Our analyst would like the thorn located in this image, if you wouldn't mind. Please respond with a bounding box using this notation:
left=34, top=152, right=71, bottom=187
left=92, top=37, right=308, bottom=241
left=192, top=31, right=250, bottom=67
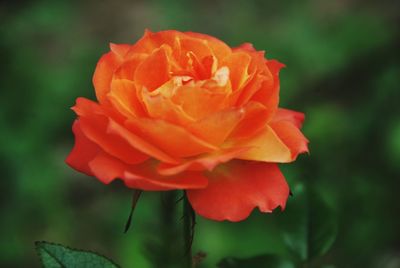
left=124, top=190, right=142, bottom=233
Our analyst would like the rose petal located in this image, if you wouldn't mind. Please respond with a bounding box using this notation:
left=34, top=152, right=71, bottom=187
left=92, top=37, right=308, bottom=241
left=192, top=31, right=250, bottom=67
left=269, top=121, right=309, bottom=160
left=187, top=161, right=289, bottom=221
left=108, top=79, right=146, bottom=118
left=186, top=108, right=244, bottom=145
left=157, top=147, right=250, bottom=176
left=65, top=120, right=99, bottom=176
left=73, top=97, right=179, bottom=164
left=113, top=54, right=147, bottom=80
left=134, top=45, right=171, bottom=91
left=126, top=117, right=218, bottom=158
left=88, top=153, right=208, bottom=190
left=92, top=52, right=121, bottom=104
left=228, top=101, right=269, bottom=140
left=236, top=73, right=270, bottom=106
left=272, top=108, right=305, bottom=129
left=123, top=165, right=209, bottom=191
left=234, top=42, right=256, bottom=52
left=140, top=85, right=195, bottom=125
left=221, top=51, right=252, bottom=91
left=78, top=113, right=150, bottom=165
left=233, top=125, right=292, bottom=163
left=171, top=85, right=229, bottom=120
left=249, top=59, right=284, bottom=119
left=187, top=102, right=265, bottom=145
left=185, top=31, right=232, bottom=60
left=179, top=37, right=213, bottom=61
left=109, top=43, right=131, bottom=58
left=128, top=29, right=183, bottom=55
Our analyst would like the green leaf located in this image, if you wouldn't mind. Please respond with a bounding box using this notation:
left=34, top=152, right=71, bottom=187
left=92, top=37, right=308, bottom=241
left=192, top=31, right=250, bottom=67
left=278, top=184, right=338, bottom=262
left=218, top=255, right=295, bottom=268
left=35, top=241, right=120, bottom=268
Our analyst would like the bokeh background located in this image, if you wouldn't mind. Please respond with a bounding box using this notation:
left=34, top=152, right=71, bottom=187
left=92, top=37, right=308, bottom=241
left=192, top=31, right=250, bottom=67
left=1, top=0, right=399, bottom=267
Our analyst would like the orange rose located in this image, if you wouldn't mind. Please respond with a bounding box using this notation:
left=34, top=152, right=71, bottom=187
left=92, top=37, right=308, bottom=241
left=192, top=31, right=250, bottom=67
left=66, top=30, right=308, bottom=221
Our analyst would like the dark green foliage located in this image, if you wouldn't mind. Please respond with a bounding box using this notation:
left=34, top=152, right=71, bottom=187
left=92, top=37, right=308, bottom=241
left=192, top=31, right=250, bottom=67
left=218, top=255, right=294, bottom=268
left=278, top=184, right=338, bottom=265
left=35, top=241, right=119, bottom=268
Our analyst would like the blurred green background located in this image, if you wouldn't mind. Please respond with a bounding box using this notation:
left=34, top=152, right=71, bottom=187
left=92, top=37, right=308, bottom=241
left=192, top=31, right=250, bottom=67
left=1, top=0, right=399, bottom=267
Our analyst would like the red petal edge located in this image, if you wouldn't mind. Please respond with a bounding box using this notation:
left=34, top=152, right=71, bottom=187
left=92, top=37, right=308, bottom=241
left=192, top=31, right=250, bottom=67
left=187, top=161, right=289, bottom=222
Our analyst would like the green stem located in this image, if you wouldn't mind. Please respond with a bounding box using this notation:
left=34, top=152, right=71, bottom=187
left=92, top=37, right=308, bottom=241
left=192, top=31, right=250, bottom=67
left=183, top=193, right=193, bottom=268
left=160, top=191, right=177, bottom=268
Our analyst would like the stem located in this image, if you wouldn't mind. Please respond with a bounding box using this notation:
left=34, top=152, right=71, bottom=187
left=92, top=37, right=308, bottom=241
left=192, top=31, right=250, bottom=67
left=158, top=191, right=178, bottom=268
left=183, top=193, right=193, bottom=268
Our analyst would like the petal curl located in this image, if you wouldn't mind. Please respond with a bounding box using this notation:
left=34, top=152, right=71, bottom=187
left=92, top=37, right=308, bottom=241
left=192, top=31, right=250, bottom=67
left=272, top=108, right=305, bottom=129
left=269, top=121, right=309, bottom=160
left=187, top=161, right=289, bottom=221
left=109, top=43, right=131, bottom=58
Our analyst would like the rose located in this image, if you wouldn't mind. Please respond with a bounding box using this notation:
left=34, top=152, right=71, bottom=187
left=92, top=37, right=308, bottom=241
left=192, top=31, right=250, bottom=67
left=66, top=30, right=308, bottom=221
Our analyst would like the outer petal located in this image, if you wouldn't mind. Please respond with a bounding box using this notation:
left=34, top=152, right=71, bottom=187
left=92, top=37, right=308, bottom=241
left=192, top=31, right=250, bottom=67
left=109, top=43, right=131, bottom=57
left=73, top=97, right=179, bottom=164
left=272, top=108, right=305, bottom=129
left=93, top=52, right=121, bottom=104
left=66, top=118, right=207, bottom=190
left=269, top=121, right=309, bottom=160
left=233, top=125, right=293, bottom=163
left=88, top=153, right=208, bottom=190
left=187, top=161, right=289, bottom=221
left=65, top=120, right=99, bottom=176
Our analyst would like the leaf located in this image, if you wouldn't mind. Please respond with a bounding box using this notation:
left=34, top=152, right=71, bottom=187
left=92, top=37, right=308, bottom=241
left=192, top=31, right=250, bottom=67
left=218, top=255, right=295, bottom=268
left=278, top=184, right=338, bottom=262
left=35, top=241, right=120, bottom=268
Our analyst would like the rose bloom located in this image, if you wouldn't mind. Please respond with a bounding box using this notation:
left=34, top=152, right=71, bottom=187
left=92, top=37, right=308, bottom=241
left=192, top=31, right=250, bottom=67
left=66, top=30, right=308, bottom=221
